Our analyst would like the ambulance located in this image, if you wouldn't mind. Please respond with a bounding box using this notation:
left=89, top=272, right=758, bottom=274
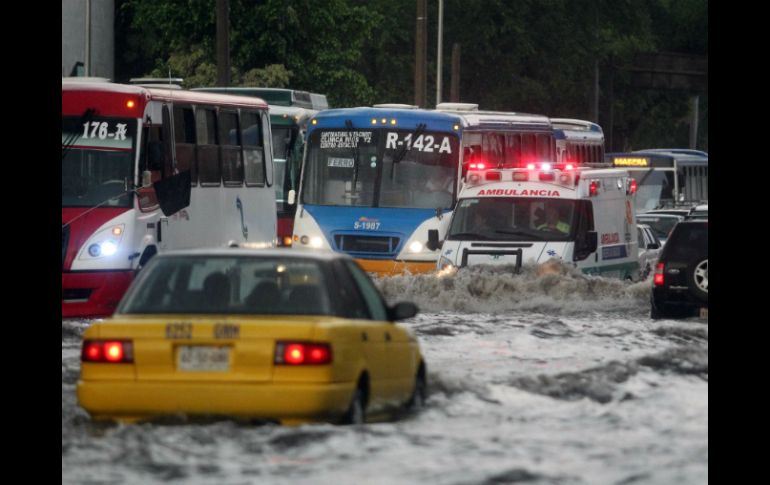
left=434, top=162, right=641, bottom=279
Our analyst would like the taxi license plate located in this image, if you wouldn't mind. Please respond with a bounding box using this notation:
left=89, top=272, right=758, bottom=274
left=177, top=346, right=230, bottom=372
left=699, top=307, right=708, bottom=319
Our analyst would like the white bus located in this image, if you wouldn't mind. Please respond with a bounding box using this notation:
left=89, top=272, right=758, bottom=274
left=551, top=118, right=605, bottom=165
left=62, top=80, right=277, bottom=317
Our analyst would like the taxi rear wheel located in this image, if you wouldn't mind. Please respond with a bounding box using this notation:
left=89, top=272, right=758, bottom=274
left=406, top=365, right=427, bottom=410
left=341, top=386, right=366, bottom=425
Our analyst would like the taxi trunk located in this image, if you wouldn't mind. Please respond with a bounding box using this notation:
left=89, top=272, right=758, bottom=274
left=77, top=316, right=357, bottom=423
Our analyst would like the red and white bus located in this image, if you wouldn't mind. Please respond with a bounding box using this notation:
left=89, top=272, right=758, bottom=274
left=62, top=80, right=277, bottom=318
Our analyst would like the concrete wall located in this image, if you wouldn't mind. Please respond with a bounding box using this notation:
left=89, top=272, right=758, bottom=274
left=62, top=0, right=114, bottom=79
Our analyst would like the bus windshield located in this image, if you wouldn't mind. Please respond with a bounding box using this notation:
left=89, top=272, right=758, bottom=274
left=62, top=116, right=136, bottom=208
left=302, top=128, right=459, bottom=209
left=448, top=197, right=577, bottom=241
left=627, top=169, right=676, bottom=211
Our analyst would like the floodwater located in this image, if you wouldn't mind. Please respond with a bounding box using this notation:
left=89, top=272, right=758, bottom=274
left=62, top=263, right=707, bottom=484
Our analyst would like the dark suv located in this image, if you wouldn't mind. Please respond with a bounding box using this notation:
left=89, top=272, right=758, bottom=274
left=650, top=221, right=708, bottom=319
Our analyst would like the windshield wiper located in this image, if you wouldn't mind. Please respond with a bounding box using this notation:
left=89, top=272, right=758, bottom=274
left=344, top=119, right=361, bottom=186
left=389, top=123, right=427, bottom=180
left=447, top=232, right=490, bottom=240
left=62, top=186, right=136, bottom=228
left=494, top=228, right=545, bottom=240
left=62, top=108, right=95, bottom=161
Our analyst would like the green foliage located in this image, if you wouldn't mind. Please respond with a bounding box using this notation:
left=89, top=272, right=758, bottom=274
left=239, top=65, right=293, bottom=88
left=114, top=0, right=707, bottom=150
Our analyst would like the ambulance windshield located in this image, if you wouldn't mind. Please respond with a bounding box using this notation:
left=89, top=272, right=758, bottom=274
left=447, top=197, right=577, bottom=241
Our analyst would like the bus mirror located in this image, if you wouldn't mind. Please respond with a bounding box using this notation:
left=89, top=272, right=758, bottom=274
left=287, top=189, right=296, bottom=205
left=426, top=229, right=441, bottom=251
left=147, top=141, right=163, bottom=171
left=142, top=170, right=152, bottom=187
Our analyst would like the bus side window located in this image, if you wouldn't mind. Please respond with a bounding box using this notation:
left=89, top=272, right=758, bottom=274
left=173, top=105, right=197, bottom=185
left=219, top=110, right=243, bottom=187
left=241, top=110, right=265, bottom=187
left=196, top=107, right=221, bottom=186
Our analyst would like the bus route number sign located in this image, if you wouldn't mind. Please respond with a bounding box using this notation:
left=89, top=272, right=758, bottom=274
left=82, top=121, right=128, bottom=141
left=385, top=132, right=453, bottom=154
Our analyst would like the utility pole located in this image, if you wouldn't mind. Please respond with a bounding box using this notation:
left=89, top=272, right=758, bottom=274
left=414, top=0, right=427, bottom=108
left=84, top=0, right=91, bottom=76
left=450, top=43, right=460, bottom=102
left=216, top=0, right=231, bottom=86
left=591, top=61, right=599, bottom=123
left=436, top=0, right=444, bottom=106
left=689, top=96, right=699, bottom=149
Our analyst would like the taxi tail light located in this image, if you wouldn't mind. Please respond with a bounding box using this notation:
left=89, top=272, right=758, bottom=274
left=275, top=342, right=332, bottom=365
left=653, top=262, right=665, bottom=286
left=81, top=340, right=134, bottom=363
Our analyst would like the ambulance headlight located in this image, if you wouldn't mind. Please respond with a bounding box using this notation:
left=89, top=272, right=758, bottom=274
left=408, top=241, right=423, bottom=253
left=310, top=237, right=323, bottom=248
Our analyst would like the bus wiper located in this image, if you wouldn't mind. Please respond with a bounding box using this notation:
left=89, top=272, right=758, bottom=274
left=62, top=108, right=95, bottom=161
left=389, top=123, right=427, bottom=180
left=62, top=185, right=137, bottom=228
left=344, top=119, right=361, bottom=186
left=637, top=167, right=655, bottom=186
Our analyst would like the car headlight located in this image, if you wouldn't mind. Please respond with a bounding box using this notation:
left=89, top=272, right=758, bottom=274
left=438, top=256, right=454, bottom=269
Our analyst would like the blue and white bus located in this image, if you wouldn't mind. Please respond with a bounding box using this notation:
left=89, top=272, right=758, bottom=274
left=291, top=105, right=557, bottom=275
left=606, top=149, right=708, bottom=211
left=551, top=118, right=605, bottom=165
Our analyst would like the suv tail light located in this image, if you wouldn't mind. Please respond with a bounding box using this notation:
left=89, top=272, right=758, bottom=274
left=653, top=262, right=665, bottom=286
left=275, top=342, right=332, bottom=365
left=81, top=340, right=134, bottom=363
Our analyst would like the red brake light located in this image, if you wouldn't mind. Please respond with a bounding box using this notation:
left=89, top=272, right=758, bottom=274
left=83, top=341, right=102, bottom=361
left=653, top=262, right=665, bottom=286
left=589, top=180, right=598, bottom=196
left=81, top=340, right=133, bottom=363
left=485, top=171, right=501, bottom=181
left=629, top=179, right=638, bottom=194
left=276, top=342, right=332, bottom=365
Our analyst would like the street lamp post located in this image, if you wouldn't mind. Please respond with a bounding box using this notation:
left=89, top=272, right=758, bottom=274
left=436, top=0, right=444, bottom=106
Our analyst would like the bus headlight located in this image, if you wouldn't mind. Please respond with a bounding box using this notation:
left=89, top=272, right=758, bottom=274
left=408, top=241, right=423, bottom=253
left=81, top=225, right=125, bottom=260
left=310, top=237, right=323, bottom=248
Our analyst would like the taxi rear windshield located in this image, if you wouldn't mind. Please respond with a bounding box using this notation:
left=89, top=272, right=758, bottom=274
left=118, top=256, right=334, bottom=316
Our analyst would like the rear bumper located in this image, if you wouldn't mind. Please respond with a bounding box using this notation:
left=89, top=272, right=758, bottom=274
left=652, top=287, right=706, bottom=315
left=355, top=258, right=437, bottom=276
left=62, top=271, right=134, bottom=318
left=77, top=380, right=356, bottom=423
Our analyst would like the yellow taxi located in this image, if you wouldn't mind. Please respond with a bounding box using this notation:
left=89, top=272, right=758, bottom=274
left=77, top=249, right=426, bottom=425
